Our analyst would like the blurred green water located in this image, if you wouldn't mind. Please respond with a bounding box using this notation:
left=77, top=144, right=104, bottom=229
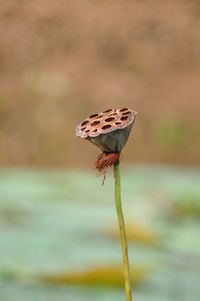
left=0, top=165, right=200, bottom=301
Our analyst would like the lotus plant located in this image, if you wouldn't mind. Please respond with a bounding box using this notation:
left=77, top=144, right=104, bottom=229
left=76, top=108, right=137, bottom=301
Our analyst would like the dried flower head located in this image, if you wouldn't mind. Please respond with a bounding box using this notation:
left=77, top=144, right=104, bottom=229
left=76, top=108, right=137, bottom=153
left=76, top=108, right=137, bottom=179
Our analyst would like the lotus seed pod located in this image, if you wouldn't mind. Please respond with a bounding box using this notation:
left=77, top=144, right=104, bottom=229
left=76, top=108, right=137, bottom=153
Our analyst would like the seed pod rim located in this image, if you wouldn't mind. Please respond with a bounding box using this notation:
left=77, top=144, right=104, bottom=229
left=76, top=108, right=137, bottom=139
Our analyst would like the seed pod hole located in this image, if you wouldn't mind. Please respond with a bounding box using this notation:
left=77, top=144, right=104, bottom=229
left=105, top=117, right=115, bottom=122
left=121, top=116, right=128, bottom=121
left=85, top=130, right=90, bottom=133
left=89, top=113, right=99, bottom=119
left=81, top=120, right=89, bottom=126
left=115, top=122, right=121, bottom=125
left=102, top=124, right=112, bottom=130
left=122, top=111, right=131, bottom=115
left=93, top=129, right=98, bottom=132
left=96, top=114, right=104, bottom=119
left=120, top=108, right=128, bottom=112
left=91, top=120, right=101, bottom=126
left=103, top=109, right=113, bottom=113
left=82, top=127, right=86, bottom=131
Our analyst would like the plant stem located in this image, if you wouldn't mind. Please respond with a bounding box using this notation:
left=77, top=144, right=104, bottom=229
left=114, top=161, right=132, bottom=301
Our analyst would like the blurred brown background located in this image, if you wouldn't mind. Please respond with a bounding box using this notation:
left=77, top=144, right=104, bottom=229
left=0, top=0, right=199, bottom=168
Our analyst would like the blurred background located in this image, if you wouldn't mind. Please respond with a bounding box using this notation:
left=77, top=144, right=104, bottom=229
left=0, top=1, right=200, bottom=300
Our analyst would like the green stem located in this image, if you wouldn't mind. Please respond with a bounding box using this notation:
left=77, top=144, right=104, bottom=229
left=114, top=161, right=132, bottom=301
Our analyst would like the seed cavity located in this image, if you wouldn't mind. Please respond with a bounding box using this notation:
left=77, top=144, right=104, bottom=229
left=81, top=120, right=89, bottom=126
left=85, top=130, right=90, bottom=133
left=121, top=116, right=128, bottom=121
left=115, top=122, right=121, bottom=125
left=102, top=124, right=112, bottom=130
left=89, top=113, right=99, bottom=119
left=82, top=127, right=86, bottom=131
left=105, top=117, right=115, bottom=122
left=103, top=109, right=113, bottom=113
left=96, top=114, right=104, bottom=119
left=120, top=108, right=128, bottom=112
left=91, top=120, right=100, bottom=126
left=93, top=129, right=98, bottom=132
left=123, top=111, right=131, bottom=115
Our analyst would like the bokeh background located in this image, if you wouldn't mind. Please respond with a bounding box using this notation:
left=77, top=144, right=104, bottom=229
left=0, top=1, right=200, bottom=301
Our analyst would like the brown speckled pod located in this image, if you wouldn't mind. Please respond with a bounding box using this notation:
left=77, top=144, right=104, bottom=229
left=76, top=108, right=137, bottom=153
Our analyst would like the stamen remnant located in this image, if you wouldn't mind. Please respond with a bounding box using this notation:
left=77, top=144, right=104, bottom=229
left=94, top=152, right=120, bottom=173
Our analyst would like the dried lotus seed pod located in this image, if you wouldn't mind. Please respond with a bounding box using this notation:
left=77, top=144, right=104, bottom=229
left=76, top=108, right=137, bottom=153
